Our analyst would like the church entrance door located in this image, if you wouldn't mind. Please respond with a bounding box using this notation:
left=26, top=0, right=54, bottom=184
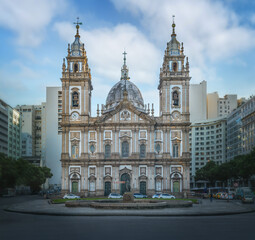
left=104, top=182, right=111, bottom=196
left=173, top=181, right=180, bottom=193
left=120, top=173, right=131, bottom=195
left=72, top=181, right=78, bottom=193
left=140, top=181, right=146, bottom=195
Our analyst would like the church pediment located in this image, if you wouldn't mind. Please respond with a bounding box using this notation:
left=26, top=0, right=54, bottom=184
left=96, top=101, right=155, bottom=124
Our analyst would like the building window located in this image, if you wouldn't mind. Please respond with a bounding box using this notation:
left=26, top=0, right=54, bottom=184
left=140, top=144, right=146, bottom=158
left=172, top=91, right=179, bottom=106
left=173, top=62, right=177, bottom=72
left=72, top=91, right=79, bottom=107
left=122, top=141, right=129, bottom=157
left=105, top=144, right=111, bottom=158
left=74, top=63, right=79, bottom=73
left=173, top=144, right=179, bottom=158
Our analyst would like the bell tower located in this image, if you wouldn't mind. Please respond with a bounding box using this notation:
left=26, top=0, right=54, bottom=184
left=61, top=18, right=92, bottom=124
left=158, top=16, right=190, bottom=123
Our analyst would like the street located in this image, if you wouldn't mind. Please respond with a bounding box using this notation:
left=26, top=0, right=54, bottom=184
left=0, top=195, right=254, bottom=240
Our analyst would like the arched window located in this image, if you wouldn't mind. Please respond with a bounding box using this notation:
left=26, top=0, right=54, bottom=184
left=105, top=144, right=111, bottom=158
left=172, top=91, right=179, bottom=106
left=122, top=141, right=129, bottom=157
left=173, top=144, right=179, bottom=158
left=74, top=63, right=79, bottom=73
left=173, top=62, right=177, bottom=72
left=140, top=144, right=146, bottom=158
left=72, top=91, right=79, bottom=107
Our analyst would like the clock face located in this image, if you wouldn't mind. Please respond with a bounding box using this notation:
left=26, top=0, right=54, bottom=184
left=71, top=112, right=79, bottom=121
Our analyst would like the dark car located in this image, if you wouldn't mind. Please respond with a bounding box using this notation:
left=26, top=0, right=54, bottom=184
left=134, top=193, right=147, bottom=198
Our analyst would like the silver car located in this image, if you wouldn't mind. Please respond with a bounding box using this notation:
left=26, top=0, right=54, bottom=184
left=108, top=193, right=123, bottom=199
left=159, top=193, right=176, bottom=199
left=63, top=193, right=80, bottom=199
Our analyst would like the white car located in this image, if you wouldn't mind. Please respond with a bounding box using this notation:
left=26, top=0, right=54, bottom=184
left=159, top=193, right=176, bottom=199
left=63, top=193, right=80, bottom=199
left=152, top=194, right=161, bottom=199
left=108, top=193, right=123, bottom=199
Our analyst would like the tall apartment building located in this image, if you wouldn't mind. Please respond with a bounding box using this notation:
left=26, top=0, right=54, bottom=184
left=189, top=117, right=227, bottom=188
left=7, top=107, right=22, bottom=159
left=227, top=96, right=255, bottom=160
left=218, top=95, right=237, bottom=117
left=0, top=99, right=21, bottom=159
left=207, top=93, right=237, bottom=119
left=45, top=87, right=62, bottom=186
left=0, top=99, right=9, bottom=155
left=189, top=80, right=207, bottom=122
left=241, top=96, right=255, bottom=155
left=15, top=104, right=46, bottom=165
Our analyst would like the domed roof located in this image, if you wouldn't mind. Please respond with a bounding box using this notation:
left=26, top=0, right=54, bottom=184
left=105, top=80, right=144, bottom=112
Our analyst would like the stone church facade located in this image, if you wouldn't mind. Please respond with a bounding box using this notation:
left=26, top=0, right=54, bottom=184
left=60, top=20, right=191, bottom=197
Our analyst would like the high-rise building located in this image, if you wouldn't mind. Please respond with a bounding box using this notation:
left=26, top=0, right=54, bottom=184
left=44, top=87, right=62, bottom=187
left=189, top=117, right=227, bottom=188
left=7, top=107, right=22, bottom=160
left=15, top=104, right=46, bottom=165
left=0, top=99, right=8, bottom=155
left=189, top=80, right=207, bottom=122
left=227, top=96, right=255, bottom=160
left=0, top=99, right=21, bottom=159
left=207, top=93, right=237, bottom=119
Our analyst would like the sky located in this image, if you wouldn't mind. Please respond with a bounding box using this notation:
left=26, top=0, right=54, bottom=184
left=0, top=0, right=255, bottom=116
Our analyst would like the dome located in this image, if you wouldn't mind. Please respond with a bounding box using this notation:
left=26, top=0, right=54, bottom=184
left=105, top=80, right=144, bottom=112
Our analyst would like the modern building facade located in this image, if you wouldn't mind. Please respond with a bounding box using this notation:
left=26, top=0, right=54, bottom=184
left=15, top=104, right=46, bottom=165
left=7, top=107, right=21, bottom=160
left=60, top=21, right=191, bottom=196
left=227, top=96, right=255, bottom=160
left=189, top=80, right=207, bottom=122
left=45, top=87, right=62, bottom=187
left=0, top=99, right=8, bottom=155
left=189, top=117, right=227, bottom=188
left=207, top=93, right=237, bottom=119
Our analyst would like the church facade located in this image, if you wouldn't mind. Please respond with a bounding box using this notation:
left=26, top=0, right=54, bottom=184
left=60, top=20, right=191, bottom=197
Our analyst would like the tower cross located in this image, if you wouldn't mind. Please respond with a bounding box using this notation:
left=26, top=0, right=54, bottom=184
left=73, top=17, right=82, bottom=37
left=73, top=17, right=82, bottom=27
left=123, top=51, right=127, bottom=65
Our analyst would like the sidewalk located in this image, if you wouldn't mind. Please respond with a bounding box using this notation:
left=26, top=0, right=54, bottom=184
left=4, top=198, right=255, bottom=216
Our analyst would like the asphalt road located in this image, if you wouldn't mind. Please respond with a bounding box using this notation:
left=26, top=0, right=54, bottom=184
left=0, top=195, right=254, bottom=240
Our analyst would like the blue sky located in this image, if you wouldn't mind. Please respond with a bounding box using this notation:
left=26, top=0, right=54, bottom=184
left=0, top=0, right=255, bottom=115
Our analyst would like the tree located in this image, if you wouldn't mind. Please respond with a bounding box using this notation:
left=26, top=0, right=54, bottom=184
left=195, top=161, right=218, bottom=186
left=0, top=153, right=53, bottom=193
left=0, top=153, right=18, bottom=190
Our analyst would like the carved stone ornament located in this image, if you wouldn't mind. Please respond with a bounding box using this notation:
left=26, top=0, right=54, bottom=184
left=172, top=111, right=181, bottom=120
left=120, top=110, right=131, bottom=121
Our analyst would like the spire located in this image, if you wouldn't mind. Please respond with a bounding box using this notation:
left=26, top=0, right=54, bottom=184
left=121, top=51, right=130, bottom=81
left=73, top=17, right=82, bottom=38
left=171, top=15, right=176, bottom=37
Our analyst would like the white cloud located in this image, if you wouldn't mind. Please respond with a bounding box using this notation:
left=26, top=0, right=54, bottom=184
left=0, top=0, right=67, bottom=47
left=111, top=0, right=255, bottom=83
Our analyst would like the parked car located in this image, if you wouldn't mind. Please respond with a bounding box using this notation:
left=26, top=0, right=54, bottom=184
left=134, top=193, right=147, bottom=198
left=242, top=192, right=254, bottom=204
left=108, top=193, right=123, bottom=199
left=159, top=193, right=176, bottom=199
left=152, top=194, right=161, bottom=199
left=63, top=193, right=80, bottom=199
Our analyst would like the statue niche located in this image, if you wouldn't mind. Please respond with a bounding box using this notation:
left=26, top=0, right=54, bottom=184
left=172, top=91, right=179, bottom=106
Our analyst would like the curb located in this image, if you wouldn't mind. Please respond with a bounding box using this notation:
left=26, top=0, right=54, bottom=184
left=4, top=207, right=255, bottom=217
